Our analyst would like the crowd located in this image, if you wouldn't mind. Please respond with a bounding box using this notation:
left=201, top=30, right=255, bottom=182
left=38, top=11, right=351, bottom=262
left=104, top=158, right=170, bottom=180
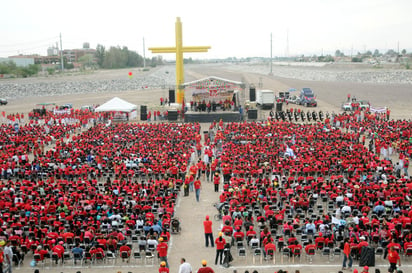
left=209, top=111, right=411, bottom=272
left=0, top=115, right=201, bottom=271
left=0, top=106, right=410, bottom=273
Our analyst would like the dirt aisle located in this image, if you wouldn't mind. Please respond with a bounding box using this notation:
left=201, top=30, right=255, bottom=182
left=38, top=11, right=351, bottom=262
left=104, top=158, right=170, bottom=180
left=167, top=122, right=222, bottom=272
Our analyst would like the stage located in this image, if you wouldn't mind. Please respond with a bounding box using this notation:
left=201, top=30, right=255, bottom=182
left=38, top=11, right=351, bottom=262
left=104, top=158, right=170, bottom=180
left=184, top=110, right=243, bottom=123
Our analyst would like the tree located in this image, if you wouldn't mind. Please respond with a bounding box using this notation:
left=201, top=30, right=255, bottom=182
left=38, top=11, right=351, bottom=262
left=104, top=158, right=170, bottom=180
left=78, top=54, right=95, bottom=69
left=401, top=49, right=407, bottom=55
left=385, top=49, right=396, bottom=56
left=373, top=49, right=380, bottom=57
left=335, top=49, right=344, bottom=57
left=96, top=44, right=105, bottom=67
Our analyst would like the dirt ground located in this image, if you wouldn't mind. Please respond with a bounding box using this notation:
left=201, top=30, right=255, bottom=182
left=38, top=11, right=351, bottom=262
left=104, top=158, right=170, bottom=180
left=1, top=64, right=411, bottom=273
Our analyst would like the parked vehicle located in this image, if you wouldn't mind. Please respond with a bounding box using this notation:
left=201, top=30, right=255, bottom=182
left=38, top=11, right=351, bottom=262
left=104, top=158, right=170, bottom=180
left=285, top=95, right=300, bottom=104
left=277, top=91, right=290, bottom=103
left=0, top=98, right=7, bottom=105
left=59, top=103, right=73, bottom=110
left=299, top=88, right=317, bottom=107
left=341, top=101, right=352, bottom=111
left=80, top=105, right=95, bottom=112
left=256, top=89, right=275, bottom=109
left=341, top=99, right=370, bottom=111
left=358, top=100, right=370, bottom=110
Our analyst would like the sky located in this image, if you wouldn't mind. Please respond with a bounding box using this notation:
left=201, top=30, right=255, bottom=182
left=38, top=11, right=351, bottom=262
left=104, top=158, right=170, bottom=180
left=1, top=0, right=412, bottom=60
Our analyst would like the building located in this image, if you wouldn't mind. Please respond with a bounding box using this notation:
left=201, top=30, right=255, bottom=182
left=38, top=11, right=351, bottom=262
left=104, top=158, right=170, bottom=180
left=62, top=47, right=96, bottom=63
left=6, top=55, right=35, bottom=67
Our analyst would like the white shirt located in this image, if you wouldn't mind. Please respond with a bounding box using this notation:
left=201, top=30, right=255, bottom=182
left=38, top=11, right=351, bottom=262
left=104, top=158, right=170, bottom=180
left=4, top=245, right=13, bottom=264
left=179, top=262, right=192, bottom=273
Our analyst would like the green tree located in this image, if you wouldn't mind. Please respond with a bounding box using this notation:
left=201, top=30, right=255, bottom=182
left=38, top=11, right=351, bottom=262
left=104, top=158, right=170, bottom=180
left=335, top=49, right=344, bottom=57
left=401, top=49, right=407, bottom=55
left=373, top=49, right=380, bottom=57
left=78, top=54, right=95, bottom=68
left=96, top=44, right=105, bottom=67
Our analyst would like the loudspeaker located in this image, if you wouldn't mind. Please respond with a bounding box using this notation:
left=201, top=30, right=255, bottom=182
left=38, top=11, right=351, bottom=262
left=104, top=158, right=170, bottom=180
left=248, top=109, right=258, bottom=119
left=169, top=89, right=175, bottom=103
left=359, top=247, right=375, bottom=267
left=141, top=105, right=147, bottom=114
left=140, top=113, right=147, bottom=121
left=249, top=87, right=256, bottom=102
left=168, top=110, right=178, bottom=121
left=276, top=102, right=283, bottom=112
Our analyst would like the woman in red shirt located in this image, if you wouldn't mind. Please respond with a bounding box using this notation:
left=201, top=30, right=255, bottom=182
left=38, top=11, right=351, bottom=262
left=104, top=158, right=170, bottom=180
left=214, top=232, right=226, bottom=265
left=387, top=246, right=401, bottom=272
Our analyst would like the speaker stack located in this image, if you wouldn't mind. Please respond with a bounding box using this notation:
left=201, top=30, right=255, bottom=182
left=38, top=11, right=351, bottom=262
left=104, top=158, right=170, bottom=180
left=169, top=89, right=175, bottom=103
left=140, top=105, right=147, bottom=121
left=276, top=102, right=283, bottom=112
left=249, top=87, right=256, bottom=102
left=248, top=109, right=258, bottom=119
left=168, top=109, right=178, bottom=121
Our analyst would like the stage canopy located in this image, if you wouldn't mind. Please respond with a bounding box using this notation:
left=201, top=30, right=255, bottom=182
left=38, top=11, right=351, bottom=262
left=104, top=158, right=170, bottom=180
left=95, top=97, right=137, bottom=113
left=182, top=76, right=245, bottom=102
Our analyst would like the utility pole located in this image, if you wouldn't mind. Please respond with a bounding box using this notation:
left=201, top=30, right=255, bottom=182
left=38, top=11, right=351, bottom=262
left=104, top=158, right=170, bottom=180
left=286, top=29, right=289, bottom=58
left=60, top=33, right=64, bottom=72
left=397, top=41, right=400, bottom=55
left=269, top=33, right=273, bottom=75
left=143, top=37, right=146, bottom=68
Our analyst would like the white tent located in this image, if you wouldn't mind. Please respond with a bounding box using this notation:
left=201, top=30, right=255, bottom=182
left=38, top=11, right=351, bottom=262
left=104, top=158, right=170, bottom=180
left=95, top=97, right=138, bottom=119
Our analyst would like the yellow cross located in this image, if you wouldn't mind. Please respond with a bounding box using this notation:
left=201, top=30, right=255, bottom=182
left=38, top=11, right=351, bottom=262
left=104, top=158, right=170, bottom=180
left=149, top=17, right=211, bottom=104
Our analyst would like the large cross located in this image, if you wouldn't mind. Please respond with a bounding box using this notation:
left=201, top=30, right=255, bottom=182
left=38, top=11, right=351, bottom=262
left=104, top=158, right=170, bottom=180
left=149, top=17, right=211, bottom=104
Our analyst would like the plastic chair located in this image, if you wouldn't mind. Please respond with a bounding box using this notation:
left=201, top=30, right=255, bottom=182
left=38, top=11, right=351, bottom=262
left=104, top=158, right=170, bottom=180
left=292, top=248, right=301, bottom=263
left=266, top=248, right=276, bottom=264
left=281, top=248, right=290, bottom=263
left=252, top=248, right=263, bottom=264
left=306, top=247, right=316, bottom=263
left=145, top=250, right=155, bottom=265
left=106, top=251, right=117, bottom=265
left=133, top=251, right=143, bottom=264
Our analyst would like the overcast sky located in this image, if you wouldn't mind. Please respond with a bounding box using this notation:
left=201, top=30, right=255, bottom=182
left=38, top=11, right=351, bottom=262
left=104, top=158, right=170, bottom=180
left=1, top=0, right=411, bottom=59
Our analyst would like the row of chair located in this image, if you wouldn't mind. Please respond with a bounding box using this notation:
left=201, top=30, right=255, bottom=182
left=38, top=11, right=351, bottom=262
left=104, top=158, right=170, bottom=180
left=33, top=249, right=157, bottom=268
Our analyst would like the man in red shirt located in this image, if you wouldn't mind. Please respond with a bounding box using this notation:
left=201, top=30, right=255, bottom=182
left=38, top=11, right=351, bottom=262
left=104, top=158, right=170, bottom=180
left=194, top=179, right=202, bottom=202
left=203, top=215, right=214, bottom=247
left=264, top=241, right=276, bottom=259
left=52, top=241, right=65, bottom=264
left=157, top=237, right=169, bottom=267
left=197, top=260, right=214, bottom=273
left=213, top=172, right=220, bottom=192
left=119, top=242, right=131, bottom=262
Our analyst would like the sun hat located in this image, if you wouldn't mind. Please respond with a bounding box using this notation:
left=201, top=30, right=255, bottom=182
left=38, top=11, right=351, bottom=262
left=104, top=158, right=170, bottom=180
left=201, top=260, right=207, bottom=266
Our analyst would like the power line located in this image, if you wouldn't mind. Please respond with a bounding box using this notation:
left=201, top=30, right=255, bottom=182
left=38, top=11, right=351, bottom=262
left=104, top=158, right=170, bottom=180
left=0, top=36, right=59, bottom=47
left=0, top=43, right=53, bottom=54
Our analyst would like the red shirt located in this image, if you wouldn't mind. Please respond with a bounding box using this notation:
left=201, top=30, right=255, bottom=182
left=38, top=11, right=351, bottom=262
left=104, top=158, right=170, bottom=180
left=156, top=242, right=168, bottom=257
left=197, top=266, right=215, bottom=273
left=194, top=180, right=201, bottom=190
left=159, top=267, right=169, bottom=273
left=215, top=237, right=226, bottom=250
left=119, top=245, right=131, bottom=256
left=203, top=220, right=213, bottom=234
left=388, top=250, right=400, bottom=264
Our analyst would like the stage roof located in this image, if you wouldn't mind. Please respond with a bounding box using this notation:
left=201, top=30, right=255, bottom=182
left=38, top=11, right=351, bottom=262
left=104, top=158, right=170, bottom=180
left=182, top=76, right=245, bottom=89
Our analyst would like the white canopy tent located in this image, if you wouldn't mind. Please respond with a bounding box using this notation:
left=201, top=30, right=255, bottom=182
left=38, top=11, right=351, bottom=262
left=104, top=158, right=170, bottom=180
left=95, top=97, right=138, bottom=120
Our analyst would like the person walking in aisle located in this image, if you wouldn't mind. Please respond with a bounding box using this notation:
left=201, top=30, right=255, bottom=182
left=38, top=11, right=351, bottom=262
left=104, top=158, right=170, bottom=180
left=203, top=215, right=214, bottom=247
left=178, top=258, right=192, bottom=273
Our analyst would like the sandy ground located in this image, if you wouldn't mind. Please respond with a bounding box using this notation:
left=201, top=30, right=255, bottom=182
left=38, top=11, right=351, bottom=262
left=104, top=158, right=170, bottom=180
left=1, top=64, right=412, bottom=273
